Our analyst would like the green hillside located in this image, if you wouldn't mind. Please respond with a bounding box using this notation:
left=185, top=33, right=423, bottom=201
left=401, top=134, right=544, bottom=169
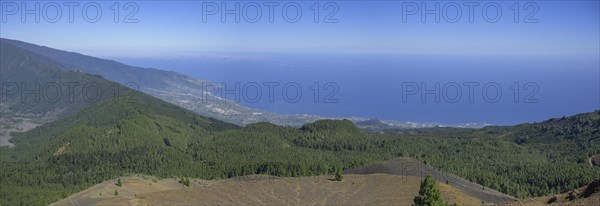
left=2, top=109, right=599, bottom=205
left=0, top=92, right=238, bottom=205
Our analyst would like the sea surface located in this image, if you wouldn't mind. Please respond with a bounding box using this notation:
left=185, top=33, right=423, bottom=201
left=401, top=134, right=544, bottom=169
left=114, top=53, right=599, bottom=125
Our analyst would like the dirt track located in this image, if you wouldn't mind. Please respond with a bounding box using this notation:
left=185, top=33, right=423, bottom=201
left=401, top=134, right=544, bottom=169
left=589, top=154, right=600, bottom=167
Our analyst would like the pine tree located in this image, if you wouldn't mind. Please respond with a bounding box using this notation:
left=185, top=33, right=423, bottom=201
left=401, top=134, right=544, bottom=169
left=114, top=189, right=118, bottom=196
left=414, top=175, right=443, bottom=206
left=184, top=177, right=190, bottom=187
left=116, top=178, right=123, bottom=187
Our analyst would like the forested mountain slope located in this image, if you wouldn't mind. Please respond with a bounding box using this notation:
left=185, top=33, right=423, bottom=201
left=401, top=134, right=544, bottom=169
left=0, top=39, right=135, bottom=147
left=0, top=91, right=238, bottom=205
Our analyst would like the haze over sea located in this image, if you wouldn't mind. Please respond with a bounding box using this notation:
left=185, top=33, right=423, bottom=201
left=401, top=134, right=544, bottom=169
left=115, top=53, right=599, bottom=126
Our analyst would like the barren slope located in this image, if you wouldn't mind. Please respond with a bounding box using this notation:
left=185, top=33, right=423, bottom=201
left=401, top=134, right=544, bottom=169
left=53, top=174, right=482, bottom=206
left=53, top=157, right=519, bottom=205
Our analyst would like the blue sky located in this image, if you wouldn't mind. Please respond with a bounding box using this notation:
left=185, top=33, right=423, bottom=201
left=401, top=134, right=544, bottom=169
left=1, top=1, right=598, bottom=57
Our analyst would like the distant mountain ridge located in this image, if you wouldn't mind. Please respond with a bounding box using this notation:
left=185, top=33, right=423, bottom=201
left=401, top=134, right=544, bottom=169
left=0, top=39, right=119, bottom=118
